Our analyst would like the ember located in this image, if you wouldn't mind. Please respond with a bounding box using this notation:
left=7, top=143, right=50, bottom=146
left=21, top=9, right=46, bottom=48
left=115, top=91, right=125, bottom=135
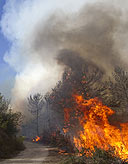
left=58, top=149, right=71, bottom=156
left=64, top=94, right=128, bottom=161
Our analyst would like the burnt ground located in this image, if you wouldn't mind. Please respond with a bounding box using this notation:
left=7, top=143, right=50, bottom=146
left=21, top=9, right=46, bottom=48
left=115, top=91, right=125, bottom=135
left=0, top=141, right=63, bottom=164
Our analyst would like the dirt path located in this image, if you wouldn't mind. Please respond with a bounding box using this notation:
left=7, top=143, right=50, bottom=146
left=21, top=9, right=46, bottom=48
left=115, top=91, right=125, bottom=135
left=0, top=141, right=62, bottom=164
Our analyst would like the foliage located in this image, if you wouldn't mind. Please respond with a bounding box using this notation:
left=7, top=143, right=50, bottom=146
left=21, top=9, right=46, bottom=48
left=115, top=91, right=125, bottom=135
left=61, top=147, right=126, bottom=164
left=107, top=67, right=128, bottom=110
left=40, top=53, right=128, bottom=163
left=44, top=60, right=105, bottom=132
left=28, top=93, right=44, bottom=115
left=0, top=110, right=22, bottom=136
left=44, top=65, right=128, bottom=131
left=0, top=132, right=25, bottom=159
left=91, top=147, right=126, bottom=164
left=0, top=93, right=24, bottom=159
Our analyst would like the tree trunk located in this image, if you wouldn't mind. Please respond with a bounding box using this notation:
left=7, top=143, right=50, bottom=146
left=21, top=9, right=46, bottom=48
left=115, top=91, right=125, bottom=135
left=37, top=108, right=39, bottom=136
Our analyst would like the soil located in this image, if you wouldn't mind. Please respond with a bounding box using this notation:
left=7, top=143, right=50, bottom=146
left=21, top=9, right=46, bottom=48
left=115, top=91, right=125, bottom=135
left=0, top=141, right=62, bottom=164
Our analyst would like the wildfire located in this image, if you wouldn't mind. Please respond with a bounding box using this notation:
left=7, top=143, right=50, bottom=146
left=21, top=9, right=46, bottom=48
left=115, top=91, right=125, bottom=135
left=32, top=136, right=41, bottom=142
left=58, top=149, right=69, bottom=155
left=64, top=94, right=128, bottom=161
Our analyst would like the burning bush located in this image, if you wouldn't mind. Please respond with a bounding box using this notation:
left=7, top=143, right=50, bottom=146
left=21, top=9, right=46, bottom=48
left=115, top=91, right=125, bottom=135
left=47, top=56, right=105, bottom=129
left=71, top=95, right=128, bottom=161
left=62, top=147, right=126, bottom=164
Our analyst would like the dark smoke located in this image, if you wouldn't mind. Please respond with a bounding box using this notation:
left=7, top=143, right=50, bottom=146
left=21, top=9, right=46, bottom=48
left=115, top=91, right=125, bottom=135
left=31, top=2, right=126, bottom=74
left=57, top=50, right=86, bottom=70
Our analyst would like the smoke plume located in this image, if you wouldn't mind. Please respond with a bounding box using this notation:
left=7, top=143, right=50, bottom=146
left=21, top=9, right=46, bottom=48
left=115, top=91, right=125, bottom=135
left=1, top=0, right=128, bottom=113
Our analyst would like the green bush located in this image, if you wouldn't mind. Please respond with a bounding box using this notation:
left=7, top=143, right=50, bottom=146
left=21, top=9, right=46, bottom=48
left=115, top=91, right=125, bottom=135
left=0, top=94, right=24, bottom=159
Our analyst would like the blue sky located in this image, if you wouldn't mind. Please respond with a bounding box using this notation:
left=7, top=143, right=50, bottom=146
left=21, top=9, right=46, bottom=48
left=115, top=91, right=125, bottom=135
left=0, top=0, right=15, bottom=98
left=0, top=0, right=9, bottom=61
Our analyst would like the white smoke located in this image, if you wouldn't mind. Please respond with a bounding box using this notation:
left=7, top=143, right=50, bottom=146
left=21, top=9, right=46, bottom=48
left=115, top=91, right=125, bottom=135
left=1, top=0, right=94, bottom=112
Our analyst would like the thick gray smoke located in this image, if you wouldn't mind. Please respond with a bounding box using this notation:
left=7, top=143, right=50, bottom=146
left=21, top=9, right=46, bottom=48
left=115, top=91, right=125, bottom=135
left=1, top=0, right=128, bottom=113
left=32, top=2, right=127, bottom=73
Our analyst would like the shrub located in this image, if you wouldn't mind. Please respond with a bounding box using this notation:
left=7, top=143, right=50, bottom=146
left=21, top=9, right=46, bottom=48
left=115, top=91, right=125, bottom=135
left=0, top=94, right=24, bottom=159
left=61, top=147, right=127, bottom=164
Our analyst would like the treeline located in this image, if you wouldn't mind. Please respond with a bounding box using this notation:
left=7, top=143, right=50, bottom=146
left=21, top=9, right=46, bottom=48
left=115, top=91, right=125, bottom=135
left=0, top=94, right=24, bottom=159
left=23, top=54, right=128, bottom=163
left=45, top=61, right=128, bottom=164
left=42, top=60, right=128, bottom=133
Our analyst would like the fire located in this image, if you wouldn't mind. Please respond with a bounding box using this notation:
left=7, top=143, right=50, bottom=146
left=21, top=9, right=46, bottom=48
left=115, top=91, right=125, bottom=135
left=63, top=128, right=69, bottom=134
left=64, top=94, right=128, bottom=161
left=58, top=149, right=69, bottom=155
left=32, top=136, right=40, bottom=142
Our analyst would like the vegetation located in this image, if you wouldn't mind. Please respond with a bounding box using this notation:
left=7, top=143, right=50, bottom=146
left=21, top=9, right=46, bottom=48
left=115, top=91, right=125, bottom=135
left=0, top=94, right=24, bottom=159
left=23, top=54, right=128, bottom=163
left=108, top=67, right=128, bottom=110
left=41, top=130, right=74, bottom=153
left=61, top=148, right=126, bottom=164
left=27, top=93, right=44, bottom=136
left=43, top=62, right=128, bottom=163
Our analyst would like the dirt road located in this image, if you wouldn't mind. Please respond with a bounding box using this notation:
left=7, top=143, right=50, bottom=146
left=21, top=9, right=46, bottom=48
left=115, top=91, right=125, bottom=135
left=0, top=141, right=62, bottom=164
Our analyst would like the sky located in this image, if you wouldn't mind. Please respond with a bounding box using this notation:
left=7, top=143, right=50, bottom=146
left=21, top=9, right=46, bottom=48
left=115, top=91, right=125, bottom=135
left=0, top=0, right=16, bottom=98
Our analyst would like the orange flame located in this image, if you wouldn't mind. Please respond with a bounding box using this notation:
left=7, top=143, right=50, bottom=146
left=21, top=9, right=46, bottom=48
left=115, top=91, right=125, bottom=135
left=32, top=136, right=40, bottom=142
left=65, top=94, right=128, bottom=161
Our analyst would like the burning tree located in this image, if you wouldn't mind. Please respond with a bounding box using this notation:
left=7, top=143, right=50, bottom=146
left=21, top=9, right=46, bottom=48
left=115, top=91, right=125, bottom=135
left=41, top=52, right=128, bottom=162
left=28, top=93, right=44, bottom=136
left=100, top=67, right=128, bottom=125
left=47, top=51, right=105, bottom=132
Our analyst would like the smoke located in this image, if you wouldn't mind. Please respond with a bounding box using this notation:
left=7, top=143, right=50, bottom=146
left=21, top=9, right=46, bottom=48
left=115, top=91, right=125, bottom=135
left=33, top=2, right=125, bottom=72
left=1, top=0, right=128, bottom=113
left=1, top=0, right=90, bottom=112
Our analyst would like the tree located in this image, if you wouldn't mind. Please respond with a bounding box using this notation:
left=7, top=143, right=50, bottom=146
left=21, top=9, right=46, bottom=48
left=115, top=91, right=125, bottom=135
left=0, top=93, right=22, bottom=136
left=44, top=58, right=105, bottom=134
left=107, top=67, right=128, bottom=111
left=0, top=93, right=24, bottom=159
left=27, top=93, right=44, bottom=136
